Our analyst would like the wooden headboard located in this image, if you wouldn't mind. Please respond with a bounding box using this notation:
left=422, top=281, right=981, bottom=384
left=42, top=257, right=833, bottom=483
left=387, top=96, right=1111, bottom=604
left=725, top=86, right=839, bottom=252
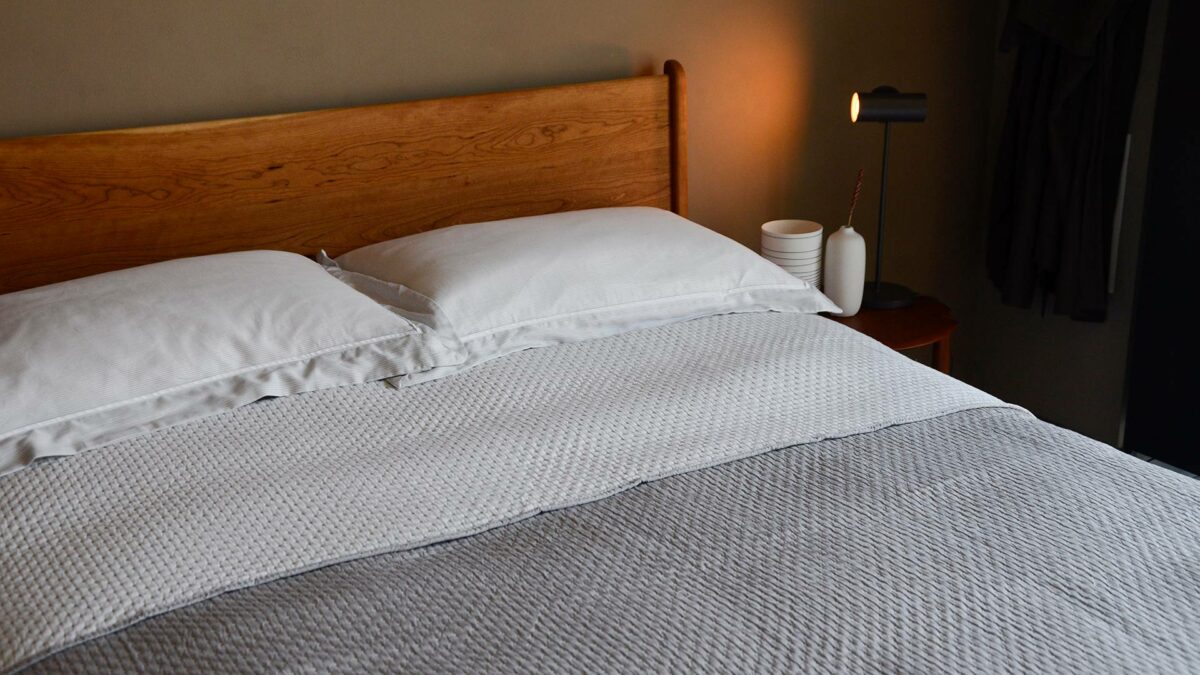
left=0, top=61, right=687, bottom=295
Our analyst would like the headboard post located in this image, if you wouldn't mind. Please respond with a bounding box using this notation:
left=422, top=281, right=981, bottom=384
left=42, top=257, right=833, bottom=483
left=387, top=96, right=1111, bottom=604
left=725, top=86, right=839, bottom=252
left=665, top=60, right=689, bottom=218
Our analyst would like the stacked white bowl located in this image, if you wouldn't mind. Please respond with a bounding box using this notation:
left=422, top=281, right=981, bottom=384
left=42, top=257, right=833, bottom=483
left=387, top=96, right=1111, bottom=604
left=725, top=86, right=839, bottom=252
left=761, top=219, right=823, bottom=288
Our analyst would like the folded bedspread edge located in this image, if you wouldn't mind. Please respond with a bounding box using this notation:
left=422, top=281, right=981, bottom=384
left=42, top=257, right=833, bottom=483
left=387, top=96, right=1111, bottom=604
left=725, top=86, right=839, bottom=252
left=30, top=407, right=1200, bottom=674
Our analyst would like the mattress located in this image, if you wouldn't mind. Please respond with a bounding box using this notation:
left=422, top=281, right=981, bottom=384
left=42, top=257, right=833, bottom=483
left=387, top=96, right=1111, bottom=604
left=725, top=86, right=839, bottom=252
left=4, top=313, right=1198, bottom=673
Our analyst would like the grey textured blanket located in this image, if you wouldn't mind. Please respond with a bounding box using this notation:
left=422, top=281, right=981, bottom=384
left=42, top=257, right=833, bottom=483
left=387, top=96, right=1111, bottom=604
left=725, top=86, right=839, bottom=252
left=30, top=408, right=1200, bottom=674
left=4, top=313, right=1198, bottom=672
left=1, top=313, right=1004, bottom=671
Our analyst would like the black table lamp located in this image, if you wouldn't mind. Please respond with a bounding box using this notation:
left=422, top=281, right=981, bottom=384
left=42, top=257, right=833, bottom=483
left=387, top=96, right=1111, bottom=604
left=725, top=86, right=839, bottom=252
left=850, top=86, right=927, bottom=309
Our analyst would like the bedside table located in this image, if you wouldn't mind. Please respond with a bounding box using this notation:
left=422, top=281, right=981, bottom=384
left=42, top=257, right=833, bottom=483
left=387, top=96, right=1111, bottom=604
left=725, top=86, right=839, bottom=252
left=826, top=296, right=957, bottom=374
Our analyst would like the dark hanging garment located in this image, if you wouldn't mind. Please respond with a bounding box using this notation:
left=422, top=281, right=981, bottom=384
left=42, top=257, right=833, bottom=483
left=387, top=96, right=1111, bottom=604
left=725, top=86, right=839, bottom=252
left=987, top=0, right=1150, bottom=321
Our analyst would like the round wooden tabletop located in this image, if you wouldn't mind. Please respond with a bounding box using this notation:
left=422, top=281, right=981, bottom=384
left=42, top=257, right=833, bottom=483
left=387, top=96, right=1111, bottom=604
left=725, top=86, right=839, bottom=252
left=827, top=296, right=957, bottom=351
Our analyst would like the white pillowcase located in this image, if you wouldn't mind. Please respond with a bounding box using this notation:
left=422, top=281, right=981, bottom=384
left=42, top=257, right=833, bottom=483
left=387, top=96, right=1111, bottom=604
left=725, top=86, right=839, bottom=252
left=329, top=207, right=838, bottom=376
left=0, top=250, right=464, bottom=476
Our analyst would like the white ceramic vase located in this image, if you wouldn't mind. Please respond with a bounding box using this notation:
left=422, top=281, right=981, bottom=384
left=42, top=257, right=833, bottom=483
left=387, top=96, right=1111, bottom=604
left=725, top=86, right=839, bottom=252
left=823, top=226, right=866, bottom=316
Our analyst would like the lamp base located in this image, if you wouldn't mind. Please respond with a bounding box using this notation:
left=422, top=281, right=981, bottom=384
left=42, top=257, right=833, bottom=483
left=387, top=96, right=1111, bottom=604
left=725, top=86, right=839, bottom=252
left=862, top=281, right=916, bottom=310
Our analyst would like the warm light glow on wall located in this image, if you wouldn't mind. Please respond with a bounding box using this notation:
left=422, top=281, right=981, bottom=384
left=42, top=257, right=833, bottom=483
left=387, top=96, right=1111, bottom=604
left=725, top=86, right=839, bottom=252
left=682, top=2, right=813, bottom=245
left=850, top=92, right=860, bottom=123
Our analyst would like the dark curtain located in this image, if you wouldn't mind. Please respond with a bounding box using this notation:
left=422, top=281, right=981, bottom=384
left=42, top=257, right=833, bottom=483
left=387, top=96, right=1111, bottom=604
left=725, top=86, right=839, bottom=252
left=987, top=0, right=1150, bottom=321
left=1123, top=0, right=1200, bottom=471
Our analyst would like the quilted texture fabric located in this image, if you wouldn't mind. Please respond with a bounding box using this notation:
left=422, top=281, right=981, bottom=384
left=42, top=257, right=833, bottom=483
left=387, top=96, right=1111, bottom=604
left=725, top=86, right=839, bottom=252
left=29, top=409, right=1200, bottom=674
left=0, top=313, right=1009, bottom=671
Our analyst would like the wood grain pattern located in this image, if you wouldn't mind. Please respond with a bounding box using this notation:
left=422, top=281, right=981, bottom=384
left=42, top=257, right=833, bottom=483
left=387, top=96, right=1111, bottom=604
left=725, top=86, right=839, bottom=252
left=0, top=63, right=687, bottom=294
left=827, top=296, right=958, bottom=374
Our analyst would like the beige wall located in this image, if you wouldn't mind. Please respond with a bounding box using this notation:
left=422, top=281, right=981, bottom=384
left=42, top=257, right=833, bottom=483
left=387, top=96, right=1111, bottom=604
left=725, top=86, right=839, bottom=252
left=1, top=0, right=999, bottom=367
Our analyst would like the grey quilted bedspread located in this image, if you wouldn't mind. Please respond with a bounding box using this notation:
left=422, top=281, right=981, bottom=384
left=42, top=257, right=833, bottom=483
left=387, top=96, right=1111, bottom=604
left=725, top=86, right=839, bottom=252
left=4, top=312, right=1199, bottom=673
left=2, top=312, right=1006, bottom=671
left=29, top=407, right=1200, bottom=674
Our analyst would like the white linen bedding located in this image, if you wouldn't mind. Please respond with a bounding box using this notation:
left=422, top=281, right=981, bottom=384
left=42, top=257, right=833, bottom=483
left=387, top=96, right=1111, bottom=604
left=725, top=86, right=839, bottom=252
left=325, top=207, right=838, bottom=378
left=0, top=250, right=464, bottom=477
left=0, top=312, right=1009, bottom=672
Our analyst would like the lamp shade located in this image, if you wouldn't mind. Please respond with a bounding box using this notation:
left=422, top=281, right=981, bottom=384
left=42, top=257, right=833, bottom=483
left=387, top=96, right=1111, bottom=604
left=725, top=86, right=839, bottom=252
left=850, top=86, right=927, bottom=123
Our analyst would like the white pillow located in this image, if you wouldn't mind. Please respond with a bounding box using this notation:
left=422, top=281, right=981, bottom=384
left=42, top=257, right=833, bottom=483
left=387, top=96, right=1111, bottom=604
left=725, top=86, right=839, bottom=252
left=0, top=250, right=464, bottom=476
left=329, top=207, right=838, bottom=375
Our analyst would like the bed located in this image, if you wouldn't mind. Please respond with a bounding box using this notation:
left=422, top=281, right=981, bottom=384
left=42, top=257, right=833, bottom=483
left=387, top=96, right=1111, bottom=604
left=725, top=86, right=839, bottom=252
left=1, top=62, right=1197, bottom=674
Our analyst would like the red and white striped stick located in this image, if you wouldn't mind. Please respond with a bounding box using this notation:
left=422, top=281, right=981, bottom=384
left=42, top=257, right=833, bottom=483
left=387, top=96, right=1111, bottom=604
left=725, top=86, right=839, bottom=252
left=847, top=168, right=864, bottom=228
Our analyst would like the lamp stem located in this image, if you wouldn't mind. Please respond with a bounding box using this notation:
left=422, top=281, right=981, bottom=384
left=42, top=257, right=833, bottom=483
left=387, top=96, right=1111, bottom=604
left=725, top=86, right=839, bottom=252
left=874, top=121, right=890, bottom=291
